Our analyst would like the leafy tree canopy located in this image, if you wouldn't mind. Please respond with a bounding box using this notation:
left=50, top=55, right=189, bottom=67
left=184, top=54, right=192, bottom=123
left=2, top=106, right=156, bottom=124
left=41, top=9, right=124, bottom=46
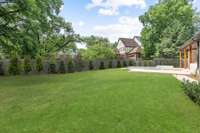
left=79, top=36, right=116, bottom=60
left=0, top=0, right=78, bottom=58
left=139, top=0, right=199, bottom=58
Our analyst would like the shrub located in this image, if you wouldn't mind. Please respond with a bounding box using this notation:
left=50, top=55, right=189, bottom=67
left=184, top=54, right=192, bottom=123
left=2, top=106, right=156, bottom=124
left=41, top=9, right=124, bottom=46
left=59, top=60, right=66, bottom=73
left=48, top=57, right=56, bottom=74
left=117, top=60, right=121, bottom=68
left=9, top=56, right=21, bottom=75
left=123, top=60, right=127, bottom=67
left=0, top=62, right=4, bottom=75
left=149, top=60, right=155, bottom=66
left=48, top=63, right=56, bottom=74
left=182, top=81, right=200, bottom=105
left=132, top=61, right=136, bottom=66
left=138, top=61, right=142, bottom=66
left=24, top=57, right=32, bottom=74
left=108, top=61, right=113, bottom=68
left=129, top=60, right=133, bottom=66
left=144, top=60, right=148, bottom=67
left=99, top=61, right=105, bottom=70
left=67, top=60, right=74, bottom=73
left=76, top=60, right=85, bottom=72
left=89, top=61, right=94, bottom=70
left=36, top=56, right=43, bottom=72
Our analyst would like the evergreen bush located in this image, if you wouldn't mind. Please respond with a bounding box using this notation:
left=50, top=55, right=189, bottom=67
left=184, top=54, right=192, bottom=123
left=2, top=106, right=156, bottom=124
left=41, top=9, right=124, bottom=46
left=67, top=60, right=74, bottom=73
left=99, top=61, right=105, bottom=70
left=9, top=56, right=21, bottom=75
left=117, top=60, right=121, bottom=68
left=0, top=62, right=4, bottom=75
left=36, top=56, right=43, bottom=73
left=59, top=60, right=66, bottom=73
left=89, top=61, right=94, bottom=70
left=76, top=60, right=85, bottom=72
left=129, top=60, right=133, bottom=66
left=108, top=60, right=113, bottom=68
left=49, top=63, right=56, bottom=74
left=48, top=58, right=56, bottom=74
left=24, top=57, right=32, bottom=74
left=123, top=60, right=127, bottom=67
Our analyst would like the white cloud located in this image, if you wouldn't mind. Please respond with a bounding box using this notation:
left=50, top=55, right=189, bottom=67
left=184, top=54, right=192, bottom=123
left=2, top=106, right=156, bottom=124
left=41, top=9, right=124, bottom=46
left=193, top=0, right=200, bottom=12
left=98, top=8, right=119, bottom=16
left=86, top=0, right=146, bottom=16
left=78, top=21, right=85, bottom=27
left=93, top=16, right=143, bottom=42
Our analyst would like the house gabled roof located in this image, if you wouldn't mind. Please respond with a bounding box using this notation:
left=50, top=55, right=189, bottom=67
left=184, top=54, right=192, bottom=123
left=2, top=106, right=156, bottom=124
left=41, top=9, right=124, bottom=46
left=133, top=36, right=141, bottom=46
left=133, top=36, right=141, bottom=42
left=118, top=38, right=139, bottom=48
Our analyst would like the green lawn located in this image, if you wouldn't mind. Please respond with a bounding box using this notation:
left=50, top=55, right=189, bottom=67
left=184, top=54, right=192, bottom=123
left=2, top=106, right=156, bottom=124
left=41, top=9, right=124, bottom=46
left=0, top=69, right=200, bottom=133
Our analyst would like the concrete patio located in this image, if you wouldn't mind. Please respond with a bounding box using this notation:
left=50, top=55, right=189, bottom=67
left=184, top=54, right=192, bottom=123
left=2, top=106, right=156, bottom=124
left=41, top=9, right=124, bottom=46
left=128, top=66, right=191, bottom=75
left=127, top=66, right=198, bottom=82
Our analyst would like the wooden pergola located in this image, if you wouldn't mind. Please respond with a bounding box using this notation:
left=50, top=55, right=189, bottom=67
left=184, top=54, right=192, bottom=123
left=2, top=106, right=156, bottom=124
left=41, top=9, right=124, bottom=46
left=179, top=32, right=200, bottom=71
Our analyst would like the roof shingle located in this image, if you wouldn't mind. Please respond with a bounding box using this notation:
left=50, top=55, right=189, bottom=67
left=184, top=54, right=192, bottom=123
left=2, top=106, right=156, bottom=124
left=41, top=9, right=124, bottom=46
left=119, top=38, right=139, bottom=47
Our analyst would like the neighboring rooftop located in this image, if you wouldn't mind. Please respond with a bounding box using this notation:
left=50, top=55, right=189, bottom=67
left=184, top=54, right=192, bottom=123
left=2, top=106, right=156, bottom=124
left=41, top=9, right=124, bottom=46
left=133, top=36, right=141, bottom=42
left=118, top=38, right=139, bottom=47
left=133, top=36, right=141, bottom=46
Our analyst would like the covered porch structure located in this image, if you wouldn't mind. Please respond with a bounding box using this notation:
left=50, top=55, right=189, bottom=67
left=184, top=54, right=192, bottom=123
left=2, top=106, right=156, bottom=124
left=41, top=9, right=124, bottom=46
left=179, top=32, right=200, bottom=74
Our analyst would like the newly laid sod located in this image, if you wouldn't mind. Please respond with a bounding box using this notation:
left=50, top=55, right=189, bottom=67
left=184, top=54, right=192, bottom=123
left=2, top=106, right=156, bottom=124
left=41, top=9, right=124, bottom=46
left=0, top=69, right=200, bottom=133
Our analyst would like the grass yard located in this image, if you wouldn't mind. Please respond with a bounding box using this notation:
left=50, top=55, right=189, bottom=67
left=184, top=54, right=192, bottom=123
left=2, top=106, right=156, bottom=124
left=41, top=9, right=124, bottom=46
left=0, top=69, right=200, bottom=133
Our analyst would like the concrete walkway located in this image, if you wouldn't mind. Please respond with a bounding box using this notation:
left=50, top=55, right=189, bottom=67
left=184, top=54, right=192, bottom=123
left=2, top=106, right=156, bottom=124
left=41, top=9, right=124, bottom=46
left=128, top=66, right=197, bottom=82
left=128, top=66, right=190, bottom=75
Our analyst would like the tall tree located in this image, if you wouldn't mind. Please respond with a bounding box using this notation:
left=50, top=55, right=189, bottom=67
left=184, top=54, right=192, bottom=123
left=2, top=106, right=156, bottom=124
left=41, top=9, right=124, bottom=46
left=139, top=0, right=199, bottom=58
left=79, top=36, right=116, bottom=60
left=0, top=0, right=77, bottom=58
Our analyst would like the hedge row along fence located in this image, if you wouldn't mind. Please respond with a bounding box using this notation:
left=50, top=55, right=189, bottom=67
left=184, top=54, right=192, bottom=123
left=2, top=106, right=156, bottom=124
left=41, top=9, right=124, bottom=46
left=182, top=81, right=200, bottom=106
left=0, top=57, right=179, bottom=76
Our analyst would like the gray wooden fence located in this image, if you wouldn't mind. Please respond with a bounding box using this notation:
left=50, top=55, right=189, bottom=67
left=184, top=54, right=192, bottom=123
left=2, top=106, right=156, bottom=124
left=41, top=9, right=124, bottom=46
left=0, top=58, right=179, bottom=76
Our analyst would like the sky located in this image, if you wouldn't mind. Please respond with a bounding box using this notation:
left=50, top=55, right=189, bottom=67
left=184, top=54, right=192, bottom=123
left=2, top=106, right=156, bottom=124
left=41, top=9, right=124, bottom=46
left=60, top=0, right=200, bottom=43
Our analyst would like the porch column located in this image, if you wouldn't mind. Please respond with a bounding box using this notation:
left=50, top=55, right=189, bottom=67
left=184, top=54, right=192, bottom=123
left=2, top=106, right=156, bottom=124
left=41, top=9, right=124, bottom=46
left=179, top=49, right=182, bottom=68
left=198, top=41, right=200, bottom=71
left=189, top=45, right=192, bottom=64
left=184, top=48, right=187, bottom=68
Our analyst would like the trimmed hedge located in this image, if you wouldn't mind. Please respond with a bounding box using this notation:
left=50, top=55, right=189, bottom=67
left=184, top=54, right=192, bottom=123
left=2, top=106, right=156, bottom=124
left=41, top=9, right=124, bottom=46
left=182, top=81, right=200, bottom=105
